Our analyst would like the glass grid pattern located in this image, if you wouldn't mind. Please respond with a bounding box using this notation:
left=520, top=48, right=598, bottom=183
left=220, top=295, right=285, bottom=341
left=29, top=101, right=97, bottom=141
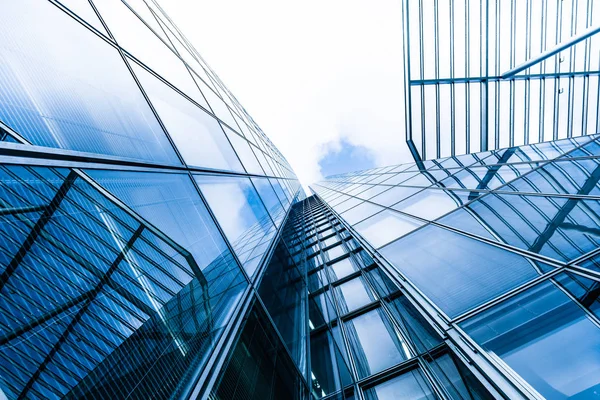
left=313, top=134, right=600, bottom=399
left=0, top=1, right=302, bottom=399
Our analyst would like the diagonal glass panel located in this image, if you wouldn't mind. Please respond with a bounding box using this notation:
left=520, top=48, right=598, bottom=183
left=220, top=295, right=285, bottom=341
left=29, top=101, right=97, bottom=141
left=251, top=177, right=284, bottom=227
left=441, top=193, right=600, bottom=263
left=354, top=210, right=425, bottom=248
left=194, top=174, right=277, bottom=278
left=223, top=127, right=264, bottom=175
left=461, top=277, right=600, bottom=400
left=85, top=170, right=238, bottom=273
left=0, top=165, right=247, bottom=399
left=0, top=0, right=180, bottom=164
left=92, top=0, right=207, bottom=107
left=380, top=225, right=552, bottom=318
left=132, top=63, right=243, bottom=172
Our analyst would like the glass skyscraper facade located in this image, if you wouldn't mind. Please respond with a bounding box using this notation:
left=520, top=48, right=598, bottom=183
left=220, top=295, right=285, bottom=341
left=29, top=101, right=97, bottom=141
left=0, top=1, right=302, bottom=399
left=1, top=1, right=600, bottom=400
left=313, top=135, right=600, bottom=399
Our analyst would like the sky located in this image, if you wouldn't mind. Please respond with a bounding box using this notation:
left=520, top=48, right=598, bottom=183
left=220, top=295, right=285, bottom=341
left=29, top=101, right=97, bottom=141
left=158, top=0, right=412, bottom=188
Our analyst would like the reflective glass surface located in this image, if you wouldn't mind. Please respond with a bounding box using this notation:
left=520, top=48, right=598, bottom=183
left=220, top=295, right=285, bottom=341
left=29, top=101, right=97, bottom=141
left=335, top=277, right=374, bottom=314
left=194, top=174, right=276, bottom=277
left=329, top=257, right=356, bottom=281
left=346, top=308, right=409, bottom=378
left=133, top=64, right=243, bottom=172
left=0, top=0, right=180, bottom=164
left=93, top=0, right=207, bottom=106
left=354, top=210, right=424, bottom=248
left=0, top=165, right=246, bottom=399
left=369, top=369, right=435, bottom=400
left=461, top=278, right=600, bottom=400
left=380, top=226, right=547, bottom=317
left=85, top=170, right=236, bottom=272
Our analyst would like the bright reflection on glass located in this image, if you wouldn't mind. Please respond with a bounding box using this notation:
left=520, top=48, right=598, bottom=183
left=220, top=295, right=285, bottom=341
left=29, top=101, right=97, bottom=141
left=354, top=210, right=424, bottom=248
left=369, top=369, right=435, bottom=400
left=380, top=225, right=547, bottom=317
left=133, top=64, right=243, bottom=172
left=461, top=278, right=600, bottom=400
left=335, top=277, right=373, bottom=313
left=392, top=188, right=465, bottom=220
left=0, top=0, right=180, bottom=164
left=195, top=175, right=276, bottom=277
left=346, top=308, right=409, bottom=378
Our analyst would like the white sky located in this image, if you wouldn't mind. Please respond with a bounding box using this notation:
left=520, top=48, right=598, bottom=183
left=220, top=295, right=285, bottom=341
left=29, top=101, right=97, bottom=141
left=157, top=0, right=412, bottom=187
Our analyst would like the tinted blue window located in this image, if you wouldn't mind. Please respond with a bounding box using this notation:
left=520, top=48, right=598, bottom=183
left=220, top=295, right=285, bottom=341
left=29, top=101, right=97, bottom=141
left=380, top=225, right=548, bottom=317
left=93, top=0, right=208, bottom=107
left=461, top=278, right=600, bottom=400
left=194, top=174, right=276, bottom=277
left=345, top=308, right=409, bottom=378
left=448, top=193, right=600, bottom=262
left=370, top=369, right=435, bottom=400
left=0, top=0, right=180, bottom=164
left=133, top=64, right=244, bottom=172
left=85, top=170, right=237, bottom=273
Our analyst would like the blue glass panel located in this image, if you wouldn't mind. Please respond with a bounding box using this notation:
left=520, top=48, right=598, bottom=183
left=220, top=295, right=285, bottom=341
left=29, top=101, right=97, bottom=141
left=354, top=210, right=424, bottom=248
left=93, top=0, right=208, bottom=107
left=258, top=239, right=307, bottom=377
left=370, top=369, right=435, bottom=400
left=447, top=193, right=600, bottom=262
left=194, top=174, right=276, bottom=277
left=368, top=186, right=422, bottom=207
left=380, top=226, right=548, bottom=317
left=224, top=128, right=264, bottom=175
left=345, top=308, right=409, bottom=378
left=328, top=257, right=356, bottom=281
left=0, top=165, right=247, bottom=399
left=0, top=0, right=179, bottom=164
left=310, top=331, right=353, bottom=398
left=251, top=177, right=284, bottom=226
left=391, top=188, right=465, bottom=220
left=85, top=170, right=236, bottom=273
left=132, top=64, right=243, bottom=172
left=461, top=278, right=600, bottom=400
left=507, top=159, right=600, bottom=196
left=335, top=277, right=374, bottom=314
left=340, top=202, right=383, bottom=225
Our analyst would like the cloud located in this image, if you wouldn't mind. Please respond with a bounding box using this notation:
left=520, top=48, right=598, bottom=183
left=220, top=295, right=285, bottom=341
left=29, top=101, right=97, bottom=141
left=158, top=0, right=413, bottom=188
left=318, top=138, right=376, bottom=178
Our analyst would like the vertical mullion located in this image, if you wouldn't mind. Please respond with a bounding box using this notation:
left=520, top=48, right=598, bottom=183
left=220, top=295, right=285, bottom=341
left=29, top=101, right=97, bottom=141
left=553, top=0, right=562, bottom=141
left=465, top=0, right=471, bottom=153
left=525, top=0, right=532, bottom=145
left=539, top=0, right=548, bottom=143
left=509, top=0, right=516, bottom=147
left=419, top=0, right=426, bottom=159
left=494, top=0, right=500, bottom=149
left=434, top=0, right=441, bottom=159
left=450, top=0, right=456, bottom=156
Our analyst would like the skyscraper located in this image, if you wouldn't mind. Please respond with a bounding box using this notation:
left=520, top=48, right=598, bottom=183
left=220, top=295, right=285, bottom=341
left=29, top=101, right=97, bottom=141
left=1, top=1, right=599, bottom=400
left=0, top=0, right=302, bottom=398
left=311, top=135, right=600, bottom=399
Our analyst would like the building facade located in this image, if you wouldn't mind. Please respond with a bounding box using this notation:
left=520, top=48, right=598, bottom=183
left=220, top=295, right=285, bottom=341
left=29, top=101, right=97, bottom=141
left=400, top=0, right=600, bottom=162
left=0, top=1, right=303, bottom=399
left=312, top=135, right=600, bottom=400
left=1, top=1, right=599, bottom=400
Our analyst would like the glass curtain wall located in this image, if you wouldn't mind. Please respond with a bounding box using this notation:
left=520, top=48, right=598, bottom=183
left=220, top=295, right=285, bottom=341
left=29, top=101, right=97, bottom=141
left=0, top=1, right=301, bottom=399
left=314, top=134, right=600, bottom=399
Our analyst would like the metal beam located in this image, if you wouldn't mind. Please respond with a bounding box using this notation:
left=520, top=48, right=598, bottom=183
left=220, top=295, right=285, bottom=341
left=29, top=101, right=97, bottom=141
left=0, top=170, right=78, bottom=293
left=502, top=25, right=600, bottom=79
left=530, top=164, right=600, bottom=253
left=18, top=225, right=145, bottom=399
